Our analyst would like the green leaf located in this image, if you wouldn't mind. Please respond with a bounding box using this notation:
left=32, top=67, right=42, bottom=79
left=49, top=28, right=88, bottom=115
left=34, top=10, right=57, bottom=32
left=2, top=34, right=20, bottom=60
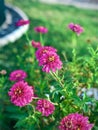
left=14, top=118, right=27, bottom=128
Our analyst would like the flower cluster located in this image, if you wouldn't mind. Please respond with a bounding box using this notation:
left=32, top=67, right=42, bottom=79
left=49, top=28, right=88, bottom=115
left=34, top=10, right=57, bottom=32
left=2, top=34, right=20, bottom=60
left=7, top=23, right=94, bottom=129
left=68, top=23, right=84, bottom=35
left=8, top=69, right=55, bottom=116
left=32, top=26, right=62, bottom=73
left=35, top=46, right=62, bottom=73
left=59, top=113, right=93, bottom=130
left=36, top=99, right=55, bottom=116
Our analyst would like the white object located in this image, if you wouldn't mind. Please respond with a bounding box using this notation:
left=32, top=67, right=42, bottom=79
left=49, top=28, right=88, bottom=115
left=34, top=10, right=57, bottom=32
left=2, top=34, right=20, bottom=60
left=0, top=4, right=29, bottom=47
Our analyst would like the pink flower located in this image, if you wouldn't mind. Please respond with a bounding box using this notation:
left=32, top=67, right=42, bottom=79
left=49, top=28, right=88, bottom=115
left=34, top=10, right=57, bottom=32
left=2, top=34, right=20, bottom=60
left=9, top=70, right=27, bottom=81
left=15, top=19, right=30, bottom=26
left=31, top=40, right=42, bottom=48
left=36, top=99, right=55, bottom=116
left=8, top=81, right=34, bottom=107
left=39, top=51, right=62, bottom=73
left=59, top=113, right=93, bottom=130
left=34, top=26, right=48, bottom=33
left=35, top=46, right=57, bottom=61
left=68, top=23, right=84, bottom=35
left=35, top=46, right=62, bottom=73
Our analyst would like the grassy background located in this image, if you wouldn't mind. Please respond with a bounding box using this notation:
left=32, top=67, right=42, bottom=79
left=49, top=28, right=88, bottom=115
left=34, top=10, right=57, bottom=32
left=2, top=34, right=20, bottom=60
left=0, top=0, right=98, bottom=71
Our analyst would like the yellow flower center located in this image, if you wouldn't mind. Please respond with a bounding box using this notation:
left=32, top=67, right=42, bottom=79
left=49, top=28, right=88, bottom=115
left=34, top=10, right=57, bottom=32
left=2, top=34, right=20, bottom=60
left=44, top=102, right=49, bottom=108
left=15, top=88, right=22, bottom=96
left=49, top=56, right=54, bottom=62
left=43, top=50, right=47, bottom=53
left=65, top=121, right=72, bottom=128
left=16, top=73, right=21, bottom=77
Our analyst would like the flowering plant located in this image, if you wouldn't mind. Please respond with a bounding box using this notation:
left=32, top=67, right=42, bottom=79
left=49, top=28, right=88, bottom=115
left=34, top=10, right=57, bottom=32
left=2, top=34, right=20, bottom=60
left=0, top=21, right=98, bottom=130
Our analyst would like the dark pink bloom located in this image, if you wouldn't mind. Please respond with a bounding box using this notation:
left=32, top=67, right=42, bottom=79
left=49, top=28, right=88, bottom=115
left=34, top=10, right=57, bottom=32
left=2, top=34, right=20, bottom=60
left=8, top=81, right=34, bottom=107
left=9, top=70, right=27, bottom=81
left=59, top=113, right=93, bottom=130
left=68, top=23, right=84, bottom=35
left=34, top=26, right=48, bottom=33
left=39, top=51, right=62, bottom=73
left=31, top=40, right=42, bottom=48
left=16, top=19, right=30, bottom=26
left=36, top=99, right=55, bottom=116
left=35, top=46, right=57, bottom=61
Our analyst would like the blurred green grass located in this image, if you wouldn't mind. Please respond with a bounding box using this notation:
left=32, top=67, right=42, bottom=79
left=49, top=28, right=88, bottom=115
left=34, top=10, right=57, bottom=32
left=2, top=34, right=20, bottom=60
left=0, top=0, right=98, bottom=71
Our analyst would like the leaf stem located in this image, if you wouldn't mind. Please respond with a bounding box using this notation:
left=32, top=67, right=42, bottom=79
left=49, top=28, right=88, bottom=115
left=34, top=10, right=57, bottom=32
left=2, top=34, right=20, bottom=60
left=50, top=71, right=64, bottom=88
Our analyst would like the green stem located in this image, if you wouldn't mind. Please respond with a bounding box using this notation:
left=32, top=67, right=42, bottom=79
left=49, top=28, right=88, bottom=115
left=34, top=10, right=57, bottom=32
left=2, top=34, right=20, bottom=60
left=28, top=104, right=35, bottom=114
left=40, top=33, right=44, bottom=46
left=25, top=32, right=35, bottom=59
left=25, top=32, right=31, bottom=46
left=72, top=33, right=77, bottom=47
left=50, top=71, right=64, bottom=88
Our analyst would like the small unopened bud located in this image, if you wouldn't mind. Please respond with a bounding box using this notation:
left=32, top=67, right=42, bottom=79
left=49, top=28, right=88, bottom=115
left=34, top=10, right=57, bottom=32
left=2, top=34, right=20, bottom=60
left=0, top=70, right=7, bottom=75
